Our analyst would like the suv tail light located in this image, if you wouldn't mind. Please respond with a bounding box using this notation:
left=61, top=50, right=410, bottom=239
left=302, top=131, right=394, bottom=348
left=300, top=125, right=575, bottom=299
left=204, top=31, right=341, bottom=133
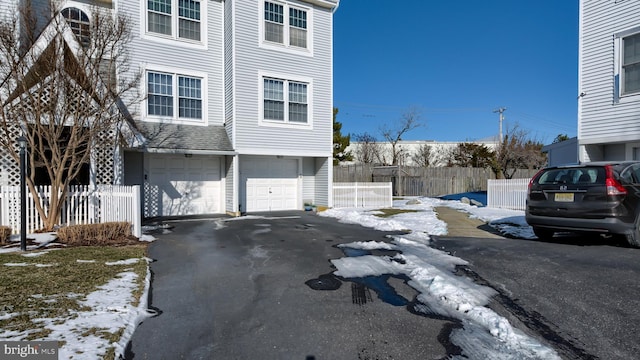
left=605, top=165, right=627, bottom=196
left=528, top=169, right=545, bottom=193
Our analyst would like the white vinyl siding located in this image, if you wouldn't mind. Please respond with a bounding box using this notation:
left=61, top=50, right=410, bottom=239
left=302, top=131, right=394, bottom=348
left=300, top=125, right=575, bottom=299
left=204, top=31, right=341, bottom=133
left=225, top=155, right=236, bottom=213
left=314, top=157, right=330, bottom=207
left=231, top=0, right=332, bottom=156
left=120, top=0, right=223, bottom=127
left=579, top=0, right=640, bottom=145
left=302, top=157, right=315, bottom=205
left=0, top=1, right=17, bottom=24
left=223, top=0, right=235, bottom=145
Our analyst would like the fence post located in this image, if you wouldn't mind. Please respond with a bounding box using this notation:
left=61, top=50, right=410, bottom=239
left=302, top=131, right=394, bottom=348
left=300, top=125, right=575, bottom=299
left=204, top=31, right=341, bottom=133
left=354, top=182, right=358, bottom=208
left=132, top=185, right=141, bottom=238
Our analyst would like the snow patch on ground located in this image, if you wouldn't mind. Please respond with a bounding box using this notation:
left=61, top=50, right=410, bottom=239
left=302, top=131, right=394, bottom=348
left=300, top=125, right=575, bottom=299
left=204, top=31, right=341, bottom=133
left=322, top=197, right=559, bottom=359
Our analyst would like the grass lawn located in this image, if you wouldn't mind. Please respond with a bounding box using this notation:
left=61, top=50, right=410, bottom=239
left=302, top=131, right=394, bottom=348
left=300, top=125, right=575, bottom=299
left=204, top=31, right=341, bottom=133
left=0, top=244, right=148, bottom=358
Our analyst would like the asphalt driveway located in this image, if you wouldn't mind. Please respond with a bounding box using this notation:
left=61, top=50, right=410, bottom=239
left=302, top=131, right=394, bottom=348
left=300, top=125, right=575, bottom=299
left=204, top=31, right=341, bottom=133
left=125, top=212, right=455, bottom=359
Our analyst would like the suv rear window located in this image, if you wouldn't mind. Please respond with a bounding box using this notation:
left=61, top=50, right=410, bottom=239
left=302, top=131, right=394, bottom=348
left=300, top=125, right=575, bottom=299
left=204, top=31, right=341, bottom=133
left=537, top=167, right=605, bottom=185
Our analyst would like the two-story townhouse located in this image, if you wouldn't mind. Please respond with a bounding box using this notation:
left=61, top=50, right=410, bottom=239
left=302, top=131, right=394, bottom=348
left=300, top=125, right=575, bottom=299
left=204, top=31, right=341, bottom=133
left=0, top=0, right=338, bottom=219
left=579, top=0, right=640, bottom=162
left=223, top=0, right=337, bottom=214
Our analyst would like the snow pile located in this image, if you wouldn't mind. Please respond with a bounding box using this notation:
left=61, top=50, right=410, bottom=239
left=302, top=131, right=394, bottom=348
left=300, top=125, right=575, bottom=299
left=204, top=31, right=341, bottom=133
left=322, top=198, right=559, bottom=359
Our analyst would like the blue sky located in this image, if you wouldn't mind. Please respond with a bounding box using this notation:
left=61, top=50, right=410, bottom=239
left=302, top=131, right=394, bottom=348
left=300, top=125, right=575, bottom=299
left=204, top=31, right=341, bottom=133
left=333, top=1, right=579, bottom=144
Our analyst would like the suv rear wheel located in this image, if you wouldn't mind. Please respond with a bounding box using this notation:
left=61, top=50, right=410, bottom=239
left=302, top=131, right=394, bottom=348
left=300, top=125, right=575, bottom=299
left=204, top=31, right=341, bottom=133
left=624, top=215, right=640, bottom=248
left=532, top=227, right=554, bottom=240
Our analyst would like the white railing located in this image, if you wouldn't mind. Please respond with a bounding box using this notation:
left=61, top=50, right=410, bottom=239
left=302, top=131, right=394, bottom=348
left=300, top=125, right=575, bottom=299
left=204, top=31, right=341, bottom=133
left=0, top=185, right=141, bottom=237
left=487, top=178, right=530, bottom=211
left=333, top=182, right=393, bottom=208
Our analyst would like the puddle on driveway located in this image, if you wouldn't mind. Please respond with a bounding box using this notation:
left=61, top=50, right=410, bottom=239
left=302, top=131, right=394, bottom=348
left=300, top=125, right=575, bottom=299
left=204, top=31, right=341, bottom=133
left=305, top=274, right=342, bottom=290
left=305, top=242, right=464, bottom=357
left=305, top=245, right=410, bottom=307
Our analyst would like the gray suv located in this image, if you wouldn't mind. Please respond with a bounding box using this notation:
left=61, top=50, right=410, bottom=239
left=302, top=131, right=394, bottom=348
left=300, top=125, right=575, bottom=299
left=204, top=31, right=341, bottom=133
left=525, top=161, right=640, bottom=247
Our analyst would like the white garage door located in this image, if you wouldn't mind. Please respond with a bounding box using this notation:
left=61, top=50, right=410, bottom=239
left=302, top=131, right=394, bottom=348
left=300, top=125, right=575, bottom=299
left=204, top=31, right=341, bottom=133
left=147, top=154, right=222, bottom=216
left=242, top=157, right=299, bottom=212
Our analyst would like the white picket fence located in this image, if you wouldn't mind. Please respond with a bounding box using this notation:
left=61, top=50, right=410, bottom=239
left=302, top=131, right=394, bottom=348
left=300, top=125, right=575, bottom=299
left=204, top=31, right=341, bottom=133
left=333, top=182, right=393, bottom=208
left=487, top=178, right=530, bottom=211
left=0, top=185, right=141, bottom=237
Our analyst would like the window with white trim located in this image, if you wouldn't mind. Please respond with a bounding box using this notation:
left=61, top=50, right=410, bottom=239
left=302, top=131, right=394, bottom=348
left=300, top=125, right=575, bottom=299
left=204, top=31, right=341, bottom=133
left=263, top=1, right=308, bottom=49
left=147, top=0, right=202, bottom=42
left=147, top=71, right=203, bottom=121
left=263, top=77, right=308, bottom=124
left=622, top=32, right=640, bottom=95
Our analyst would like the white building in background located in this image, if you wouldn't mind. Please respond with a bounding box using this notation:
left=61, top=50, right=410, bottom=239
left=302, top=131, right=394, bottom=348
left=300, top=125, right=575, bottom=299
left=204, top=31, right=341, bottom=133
left=345, top=138, right=500, bottom=167
left=578, top=0, right=640, bottom=161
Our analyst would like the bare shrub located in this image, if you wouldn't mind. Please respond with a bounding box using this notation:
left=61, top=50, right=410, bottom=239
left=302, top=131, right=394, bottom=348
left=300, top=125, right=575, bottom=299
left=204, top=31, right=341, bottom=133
left=0, top=226, right=11, bottom=244
left=57, top=222, right=136, bottom=246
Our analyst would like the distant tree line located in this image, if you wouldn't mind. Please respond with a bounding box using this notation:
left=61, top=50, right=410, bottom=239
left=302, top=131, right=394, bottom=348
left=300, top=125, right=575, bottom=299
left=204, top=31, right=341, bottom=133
left=334, top=107, right=552, bottom=179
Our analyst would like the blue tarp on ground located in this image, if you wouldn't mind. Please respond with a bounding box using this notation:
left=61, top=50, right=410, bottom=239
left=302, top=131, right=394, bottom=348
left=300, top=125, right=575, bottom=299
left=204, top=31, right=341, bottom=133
left=438, top=191, right=487, bottom=207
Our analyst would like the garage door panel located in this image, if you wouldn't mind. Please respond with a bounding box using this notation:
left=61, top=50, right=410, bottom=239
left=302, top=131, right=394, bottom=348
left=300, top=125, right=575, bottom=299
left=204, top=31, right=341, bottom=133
left=242, top=158, right=299, bottom=212
left=146, top=155, right=222, bottom=216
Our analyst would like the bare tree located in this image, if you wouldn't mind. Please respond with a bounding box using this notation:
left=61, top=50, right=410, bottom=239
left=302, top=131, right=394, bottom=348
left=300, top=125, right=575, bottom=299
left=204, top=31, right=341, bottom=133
left=380, top=107, right=423, bottom=165
left=411, top=143, right=432, bottom=167
left=0, top=1, right=140, bottom=231
left=353, top=132, right=381, bottom=165
left=495, top=125, right=546, bottom=179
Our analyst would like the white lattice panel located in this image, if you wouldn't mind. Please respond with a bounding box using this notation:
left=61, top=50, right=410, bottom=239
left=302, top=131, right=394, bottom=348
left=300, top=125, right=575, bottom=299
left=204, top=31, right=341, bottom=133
left=95, top=128, right=116, bottom=185
left=0, top=124, right=22, bottom=186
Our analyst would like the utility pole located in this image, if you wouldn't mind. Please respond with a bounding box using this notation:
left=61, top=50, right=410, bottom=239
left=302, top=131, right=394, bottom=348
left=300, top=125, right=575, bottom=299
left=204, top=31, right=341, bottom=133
left=493, top=107, right=506, bottom=143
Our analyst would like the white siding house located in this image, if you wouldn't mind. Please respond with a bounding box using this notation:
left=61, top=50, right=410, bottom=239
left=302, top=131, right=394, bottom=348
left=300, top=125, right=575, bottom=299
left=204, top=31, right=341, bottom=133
left=0, top=0, right=338, bottom=217
left=579, top=0, right=640, bottom=162
left=225, top=0, right=337, bottom=213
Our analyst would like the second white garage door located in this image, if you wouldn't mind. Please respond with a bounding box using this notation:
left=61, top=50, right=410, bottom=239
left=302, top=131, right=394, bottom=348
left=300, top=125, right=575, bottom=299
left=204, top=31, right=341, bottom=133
left=241, top=157, right=299, bottom=212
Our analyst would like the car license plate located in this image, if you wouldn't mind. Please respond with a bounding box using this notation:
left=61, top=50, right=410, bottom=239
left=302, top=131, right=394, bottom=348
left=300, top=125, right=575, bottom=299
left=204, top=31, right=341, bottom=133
left=555, top=193, right=574, bottom=202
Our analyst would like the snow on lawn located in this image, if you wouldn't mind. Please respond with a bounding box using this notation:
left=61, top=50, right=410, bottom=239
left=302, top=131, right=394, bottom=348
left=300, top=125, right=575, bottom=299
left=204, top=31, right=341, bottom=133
left=0, top=230, right=156, bottom=359
left=37, top=268, right=151, bottom=359
left=0, top=232, right=59, bottom=254
left=320, top=197, right=559, bottom=360
left=0, top=261, right=152, bottom=359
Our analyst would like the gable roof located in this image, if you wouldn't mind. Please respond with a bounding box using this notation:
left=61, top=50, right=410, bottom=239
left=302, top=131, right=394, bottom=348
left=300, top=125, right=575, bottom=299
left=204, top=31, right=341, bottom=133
left=2, top=12, right=115, bottom=106
left=0, top=10, right=140, bottom=140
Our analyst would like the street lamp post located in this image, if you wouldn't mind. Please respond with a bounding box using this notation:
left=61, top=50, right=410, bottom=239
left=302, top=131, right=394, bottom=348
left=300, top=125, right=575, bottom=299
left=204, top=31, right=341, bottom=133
left=17, top=136, right=27, bottom=251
